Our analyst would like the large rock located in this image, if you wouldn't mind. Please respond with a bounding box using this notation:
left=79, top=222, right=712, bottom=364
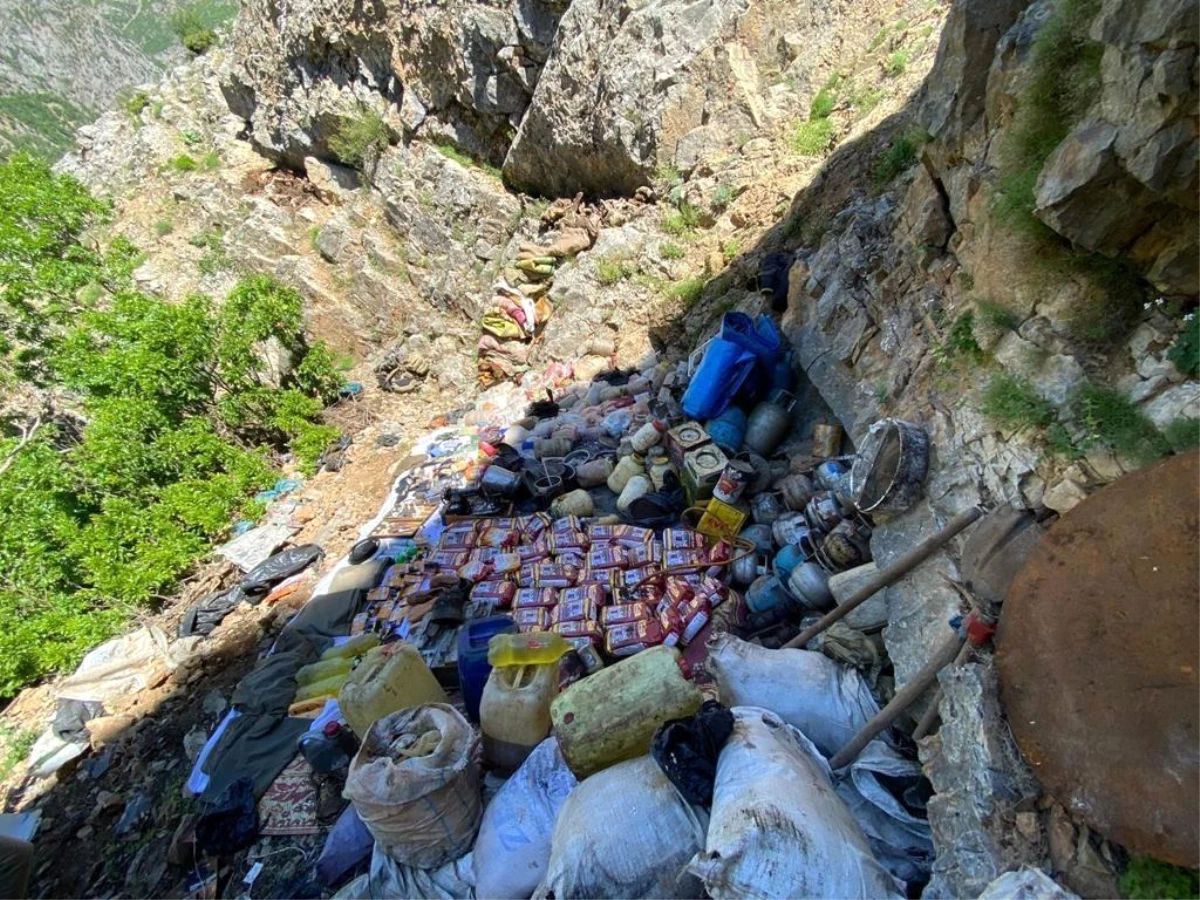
left=221, top=0, right=569, bottom=169
left=503, top=0, right=852, bottom=197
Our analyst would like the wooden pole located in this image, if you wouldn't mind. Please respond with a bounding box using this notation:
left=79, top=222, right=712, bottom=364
left=829, top=631, right=965, bottom=770
left=784, top=505, right=984, bottom=650
left=911, top=640, right=973, bottom=740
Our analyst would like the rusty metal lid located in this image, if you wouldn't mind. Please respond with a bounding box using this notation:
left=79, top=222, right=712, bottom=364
left=996, top=451, right=1199, bottom=866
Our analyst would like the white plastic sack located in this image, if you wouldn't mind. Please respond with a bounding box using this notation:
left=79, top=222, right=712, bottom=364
left=689, top=707, right=901, bottom=900
left=535, top=756, right=707, bottom=899
left=335, top=842, right=475, bottom=900
left=59, top=625, right=197, bottom=704
left=473, top=738, right=577, bottom=900
left=706, top=633, right=880, bottom=758
left=344, top=704, right=481, bottom=869
left=976, top=867, right=1079, bottom=899
left=834, top=739, right=934, bottom=886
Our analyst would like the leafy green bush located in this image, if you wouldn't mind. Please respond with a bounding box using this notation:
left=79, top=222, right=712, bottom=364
left=153, top=219, right=174, bottom=237
left=1071, top=384, right=1170, bottom=465
left=934, top=311, right=984, bottom=369
left=123, top=90, right=151, bottom=119
left=168, top=154, right=198, bottom=172
left=1168, top=313, right=1199, bottom=377
left=1120, top=856, right=1200, bottom=900
left=660, top=242, right=684, bottom=261
left=169, top=4, right=219, bottom=54
left=976, top=298, right=1022, bottom=332
left=0, top=156, right=340, bottom=697
left=329, top=106, right=390, bottom=171
left=666, top=276, right=706, bottom=307
left=980, top=373, right=1056, bottom=431
left=809, top=87, right=836, bottom=120
left=710, top=184, right=734, bottom=211
left=594, top=256, right=638, bottom=286
left=884, top=50, right=909, bottom=77
left=874, top=127, right=927, bottom=184
left=1164, top=418, right=1200, bottom=454
left=662, top=202, right=701, bottom=236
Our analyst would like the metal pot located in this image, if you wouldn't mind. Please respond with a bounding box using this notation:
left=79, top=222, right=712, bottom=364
left=849, top=418, right=930, bottom=515
left=787, top=562, right=834, bottom=611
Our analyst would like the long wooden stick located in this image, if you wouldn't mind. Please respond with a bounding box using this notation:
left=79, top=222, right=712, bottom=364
left=784, top=505, right=984, bottom=650
left=829, top=631, right=965, bottom=769
left=911, top=640, right=973, bottom=740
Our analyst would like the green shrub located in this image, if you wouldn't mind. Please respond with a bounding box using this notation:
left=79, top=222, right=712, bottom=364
left=790, top=117, right=833, bottom=156
left=201, top=151, right=221, bottom=170
left=934, top=311, right=984, bottom=368
left=1071, top=384, right=1170, bottom=465
left=810, top=87, right=836, bottom=120
left=1167, top=313, right=1199, bottom=377
left=711, top=184, right=734, bottom=210
left=1164, top=418, right=1200, bottom=454
left=168, top=154, right=197, bottom=172
left=0, top=725, right=36, bottom=781
left=666, top=276, right=705, bottom=307
left=662, top=202, right=701, bottom=236
left=723, top=237, right=742, bottom=262
left=595, top=256, right=638, bottom=286
left=329, top=106, right=390, bottom=171
left=1120, top=856, right=1200, bottom=900
left=123, top=90, right=150, bottom=119
left=874, top=127, right=927, bottom=184
left=153, top=219, right=174, bottom=237
left=980, top=373, right=1055, bottom=431
left=852, top=85, right=884, bottom=117
left=884, top=50, right=909, bottom=77
left=660, top=242, right=685, bottom=261
left=1062, top=253, right=1143, bottom=345
left=976, top=298, right=1022, bottom=332
left=169, top=4, right=218, bottom=54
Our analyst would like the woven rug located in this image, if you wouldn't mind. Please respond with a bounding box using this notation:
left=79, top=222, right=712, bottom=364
left=258, top=754, right=321, bottom=836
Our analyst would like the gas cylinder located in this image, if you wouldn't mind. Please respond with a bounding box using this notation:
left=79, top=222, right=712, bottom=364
left=744, top=390, right=797, bottom=457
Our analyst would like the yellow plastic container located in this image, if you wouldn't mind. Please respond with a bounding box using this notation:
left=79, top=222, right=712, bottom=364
left=294, top=672, right=350, bottom=703
left=550, top=645, right=703, bottom=778
left=296, top=656, right=353, bottom=687
left=321, top=633, right=380, bottom=661
left=480, top=664, right=558, bottom=775
left=339, top=642, right=447, bottom=738
left=487, top=632, right=569, bottom=667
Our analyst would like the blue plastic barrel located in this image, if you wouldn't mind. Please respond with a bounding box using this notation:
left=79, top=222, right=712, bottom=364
left=706, top=407, right=748, bottom=454
left=457, top=615, right=516, bottom=723
left=682, top=338, right=756, bottom=420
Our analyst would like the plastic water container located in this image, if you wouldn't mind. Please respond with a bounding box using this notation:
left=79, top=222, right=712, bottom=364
left=706, top=407, right=748, bottom=454
left=339, top=642, right=447, bottom=738
left=682, top=338, right=757, bottom=420
left=457, top=616, right=516, bottom=724
left=480, top=663, right=558, bottom=775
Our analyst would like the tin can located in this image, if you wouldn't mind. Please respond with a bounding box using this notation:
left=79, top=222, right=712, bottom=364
left=713, top=457, right=753, bottom=504
left=811, top=422, right=843, bottom=459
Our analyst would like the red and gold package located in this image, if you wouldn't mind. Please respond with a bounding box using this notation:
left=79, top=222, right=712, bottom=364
left=611, top=525, right=654, bottom=548
left=552, top=595, right=599, bottom=624
left=560, top=583, right=605, bottom=608
left=471, top=546, right=501, bottom=565
left=517, top=539, right=551, bottom=564
left=663, top=527, right=706, bottom=551
left=664, top=548, right=708, bottom=571
left=518, top=514, right=551, bottom=541
left=470, top=580, right=516, bottom=607
left=492, top=552, right=522, bottom=575
left=533, top=561, right=580, bottom=588
left=375, top=600, right=396, bottom=622
left=604, top=619, right=668, bottom=657
left=485, top=517, right=519, bottom=530
left=513, top=608, right=550, bottom=631
left=457, top=560, right=493, bottom=583
left=513, top=587, right=559, bottom=609
left=679, top=597, right=712, bottom=644
left=432, top=550, right=470, bottom=569
left=625, top=582, right=665, bottom=607
left=564, top=634, right=602, bottom=653
left=708, top=540, right=733, bottom=566
left=587, top=544, right=627, bottom=572
left=552, top=619, right=603, bottom=642
left=659, top=604, right=684, bottom=641
left=697, top=575, right=729, bottom=608
left=587, top=524, right=618, bottom=543
left=625, top=542, right=662, bottom=567
left=438, top=524, right=477, bottom=551
left=601, top=602, right=652, bottom=626
left=517, top=563, right=538, bottom=587
left=478, top=525, right=519, bottom=549
left=620, top=566, right=659, bottom=589
left=665, top=577, right=696, bottom=606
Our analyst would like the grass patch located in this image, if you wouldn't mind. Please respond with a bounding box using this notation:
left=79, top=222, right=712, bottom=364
left=435, top=143, right=502, bottom=179
left=170, top=3, right=219, bottom=53
left=167, top=154, right=197, bottom=173
left=594, top=256, right=639, bottom=286
left=123, top=90, right=150, bottom=119
left=723, top=238, right=743, bottom=262
left=874, top=127, right=928, bottom=184
left=976, top=298, right=1023, bottom=332
left=810, top=87, right=837, bottom=120
left=934, top=311, right=985, bottom=369
left=329, top=106, right=390, bottom=171
left=660, top=242, right=685, bottom=261
left=711, top=184, right=734, bottom=211
left=0, top=725, right=36, bottom=782
left=1120, top=856, right=1200, bottom=900
left=1164, top=418, right=1200, bottom=454
left=981, top=373, right=1056, bottom=431
left=1061, top=253, right=1143, bottom=345
left=884, top=50, right=910, bottom=77
left=153, top=219, right=174, bottom=237
left=994, top=0, right=1103, bottom=233
left=1071, top=384, right=1170, bottom=465
left=662, top=202, right=702, bottom=236
left=666, top=276, right=706, bottom=307
left=790, top=118, right=833, bottom=157
left=852, top=85, right=885, bottom=118
left=201, top=151, right=221, bottom=170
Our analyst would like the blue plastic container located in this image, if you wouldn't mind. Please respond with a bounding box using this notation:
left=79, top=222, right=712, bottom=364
left=457, top=615, right=516, bottom=723
left=770, top=349, right=795, bottom=394
left=682, top=338, right=756, bottom=420
left=706, top=407, right=748, bottom=454
left=721, top=312, right=782, bottom=366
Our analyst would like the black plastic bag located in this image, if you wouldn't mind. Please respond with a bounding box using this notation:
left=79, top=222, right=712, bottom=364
left=651, top=700, right=735, bottom=807
left=52, top=698, right=104, bottom=743
left=179, top=585, right=247, bottom=638
left=241, top=543, right=324, bottom=597
left=195, top=777, right=259, bottom=856
left=757, top=252, right=794, bottom=311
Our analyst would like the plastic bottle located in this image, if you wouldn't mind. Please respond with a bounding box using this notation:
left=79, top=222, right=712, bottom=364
left=296, top=656, right=353, bottom=687
left=630, top=420, right=665, bottom=453
left=294, top=672, right=351, bottom=703
left=487, top=632, right=570, bottom=667
left=550, top=645, right=702, bottom=778
left=320, top=633, right=380, bottom=661
left=607, top=454, right=645, bottom=494
left=617, top=474, right=652, bottom=512
left=339, top=642, right=447, bottom=738
left=480, top=664, right=558, bottom=775
left=646, top=451, right=673, bottom=490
